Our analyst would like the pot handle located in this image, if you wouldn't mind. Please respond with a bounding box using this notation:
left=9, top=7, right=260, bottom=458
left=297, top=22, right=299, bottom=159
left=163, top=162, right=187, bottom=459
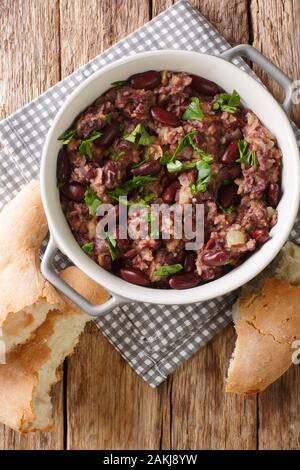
left=220, top=44, right=294, bottom=114
left=41, top=235, right=126, bottom=317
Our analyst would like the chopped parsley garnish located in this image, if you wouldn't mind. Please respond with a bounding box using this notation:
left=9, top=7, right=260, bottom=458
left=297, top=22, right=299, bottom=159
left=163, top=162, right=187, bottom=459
left=107, top=234, right=118, bottom=261
left=182, top=97, right=204, bottom=121
left=153, top=264, right=183, bottom=277
left=161, top=131, right=213, bottom=167
left=190, top=161, right=212, bottom=194
left=108, top=175, right=157, bottom=200
left=84, top=187, right=101, bottom=215
left=236, top=139, right=257, bottom=166
left=217, top=203, right=235, bottom=215
left=82, top=242, right=93, bottom=255
left=110, top=148, right=125, bottom=160
left=212, top=90, right=240, bottom=113
left=78, top=130, right=102, bottom=160
left=58, top=128, right=76, bottom=145
left=110, top=80, right=128, bottom=89
left=124, top=123, right=156, bottom=146
left=104, top=112, right=113, bottom=124
left=166, top=160, right=200, bottom=173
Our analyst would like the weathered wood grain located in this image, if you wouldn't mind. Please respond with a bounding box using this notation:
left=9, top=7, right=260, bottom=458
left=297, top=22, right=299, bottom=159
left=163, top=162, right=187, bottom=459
left=66, top=323, right=164, bottom=449
left=251, top=2, right=300, bottom=450
left=191, top=0, right=249, bottom=46
left=161, top=325, right=257, bottom=450
left=60, top=0, right=149, bottom=78
left=1, top=0, right=299, bottom=451
left=251, top=0, right=300, bottom=126
left=0, top=0, right=63, bottom=450
left=0, top=0, right=61, bottom=119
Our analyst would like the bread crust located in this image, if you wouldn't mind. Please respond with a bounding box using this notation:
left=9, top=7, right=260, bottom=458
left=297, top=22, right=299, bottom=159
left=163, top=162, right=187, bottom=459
left=226, top=277, right=300, bottom=394
left=0, top=266, right=110, bottom=432
left=0, top=180, right=65, bottom=324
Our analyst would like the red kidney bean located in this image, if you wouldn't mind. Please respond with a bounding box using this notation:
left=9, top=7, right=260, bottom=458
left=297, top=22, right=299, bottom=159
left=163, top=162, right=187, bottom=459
left=129, top=70, right=161, bottom=90
left=251, top=229, right=270, bottom=244
left=184, top=253, right=195, bottom=273
left=57, top=147, right=70, bottom=183
left=151, top=106, right=181, bottom=127
left=169, top=272, right=200, bottom=289
left=115, top=225, right=130, bottom=251
left=267, top=182, right=280, bottom=207
left=119, top=268, right=151, bottom=286
left=162, top=180, right=181, bottom=203
left=221, top=139, right=239, bottom=164
left=190, top=74, right=220, bottom=96
left=202, top=250, right=229, bottom=266
left=103, top=161, right=118, bottom=189
left=218, top=183, right=238, bottom=208
left=131, top=160, right=161, bottom=176
left=94, top=122, right=120, bottom=147
left=61, top=183, right=85, bottom=202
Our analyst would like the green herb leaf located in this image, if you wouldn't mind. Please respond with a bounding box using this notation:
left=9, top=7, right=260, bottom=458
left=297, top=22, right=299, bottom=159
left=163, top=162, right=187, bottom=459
left=212, top=89, right=240, bottom=114
left=104, top=112, right=113, bottom=124
left=182, top=97, right=204, bottom=121
left=160, top=154, right=173, bottom=165
left=236, top=139, right=257, bottom=167
left=57, top=181, right=66, bottom=188
left=82, top=242, right=94, bottom=255
left=110, top=80, right=128, bottom=89
left=58, top=128, right=76, bottom=144
left=162, top=131, right=214, bottom=166
left=153, top=264, right=183, bottom=277
left=107, top=234, right=118, bottom=261
left=84, top=187, right=102, bottom=215
left=217, top=203, right=235, bottom=215
left=78, top=130, right=102, bottom=160
left=222, top=178, right=232, bottom=186
left=167, top=160, right=183, bottom=173
left=190, top=161, right=212, bottom=194
left=108, top=175, right=157, bottom=200
left=124, top=123, right=156, bottom=146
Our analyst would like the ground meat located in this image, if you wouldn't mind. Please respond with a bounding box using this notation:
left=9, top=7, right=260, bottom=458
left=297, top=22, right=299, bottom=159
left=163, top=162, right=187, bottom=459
left=58, top=70, right=282, bottom=289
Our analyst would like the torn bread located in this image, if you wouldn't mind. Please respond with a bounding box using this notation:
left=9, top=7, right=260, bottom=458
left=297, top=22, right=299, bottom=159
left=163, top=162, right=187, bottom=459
left=0, top=266, right=110, bottom=432
left=0, top=180, right=65, bottom=351
left=226, top=242, right=300, bottom=394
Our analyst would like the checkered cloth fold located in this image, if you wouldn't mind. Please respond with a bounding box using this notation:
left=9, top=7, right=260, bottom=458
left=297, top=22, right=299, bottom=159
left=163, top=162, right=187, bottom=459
left=0, top=0, right=299, bottom=386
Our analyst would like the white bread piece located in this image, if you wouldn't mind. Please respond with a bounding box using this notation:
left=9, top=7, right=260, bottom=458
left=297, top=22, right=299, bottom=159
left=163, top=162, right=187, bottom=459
left=0, top=266, right=110, bottom=432
left=226, top=242, right=300, bottom=394
left=0, top=180, right=66, bottom=351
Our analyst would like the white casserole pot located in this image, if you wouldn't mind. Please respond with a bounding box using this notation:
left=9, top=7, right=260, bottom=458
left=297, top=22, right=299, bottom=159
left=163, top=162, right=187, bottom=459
left=40, top=45, right=300, bottom=316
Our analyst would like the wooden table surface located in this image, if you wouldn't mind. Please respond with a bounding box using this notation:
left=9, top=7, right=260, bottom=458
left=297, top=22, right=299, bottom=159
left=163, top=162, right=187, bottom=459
left=1, top=0, right=300, bottom=450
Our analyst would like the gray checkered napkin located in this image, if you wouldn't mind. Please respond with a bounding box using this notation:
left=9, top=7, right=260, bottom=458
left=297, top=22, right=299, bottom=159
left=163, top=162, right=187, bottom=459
left=1, top=0, right=299, bottom=386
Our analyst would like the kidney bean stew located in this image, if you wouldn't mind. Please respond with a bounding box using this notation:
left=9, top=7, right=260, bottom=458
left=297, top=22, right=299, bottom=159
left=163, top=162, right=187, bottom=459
left=57, top=70, right=282, bottom=289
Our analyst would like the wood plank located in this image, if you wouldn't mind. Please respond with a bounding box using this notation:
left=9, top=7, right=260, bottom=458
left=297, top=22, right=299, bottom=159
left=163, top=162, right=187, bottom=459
left=152, top=0, right=174, bottom=18
left=190, top=0, right=249, bottom=46
left=251, top=0, right=300, bottom=450
left=66, top=323, right=163, bottom=449
left=251, top=0, right=300, bottom=126
left=0, top=0, right=63, bottom=450
left=0, top=0, right=61, bottom=119
left=159, top=0, right=256, bottom=450
left=60, top=0, right=165, bottom=450
left=161, top=325, right=257, bottom=450
left=59, top=0, right=149, bottom=78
